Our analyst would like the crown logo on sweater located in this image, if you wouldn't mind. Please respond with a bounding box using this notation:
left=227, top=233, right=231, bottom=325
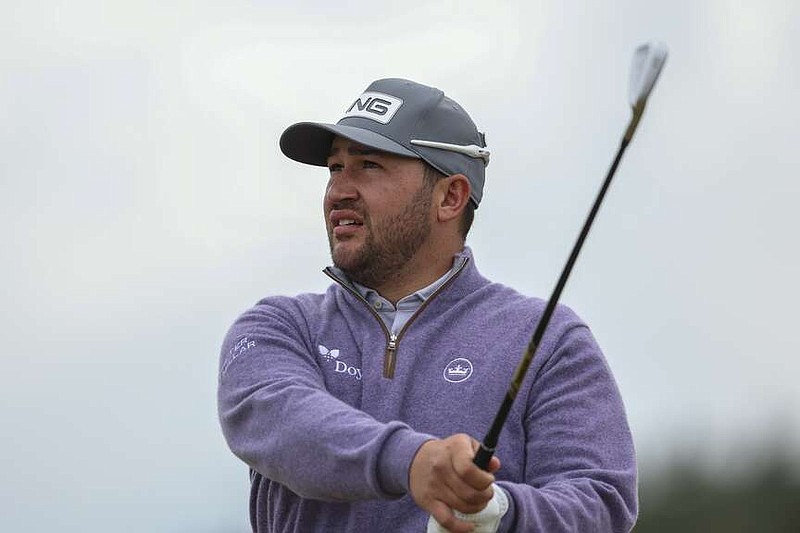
left=448, top=365, right=470, bottom=376
left=443, top=358, right=474, bottom=383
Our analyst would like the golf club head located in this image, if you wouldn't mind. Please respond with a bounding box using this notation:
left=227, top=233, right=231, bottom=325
left=628, top=42, right=668, bottom=110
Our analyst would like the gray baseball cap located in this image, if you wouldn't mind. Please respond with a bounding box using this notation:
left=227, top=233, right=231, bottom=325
left=279, top=78, right=490, bottom=207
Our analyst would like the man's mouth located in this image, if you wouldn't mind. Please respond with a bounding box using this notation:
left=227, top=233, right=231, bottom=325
left=337, top=219, right=362, bottom=227
left=330, top=209, right=365, bottom=229
left=330, top=210, right=365, bottom=238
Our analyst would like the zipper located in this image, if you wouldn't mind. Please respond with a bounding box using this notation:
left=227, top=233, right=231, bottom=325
left=323, top=267, right=393, bottom=339
left=323, top=256, right=470, bottom=379
left=384, top=335, right=398, bottom=378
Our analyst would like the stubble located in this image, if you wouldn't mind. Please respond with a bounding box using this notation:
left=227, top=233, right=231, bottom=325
left=329, top=183, right=433, bottom=289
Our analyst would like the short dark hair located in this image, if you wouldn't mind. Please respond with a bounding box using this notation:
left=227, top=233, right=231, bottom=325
left=423, top=164, right=475, bottom=240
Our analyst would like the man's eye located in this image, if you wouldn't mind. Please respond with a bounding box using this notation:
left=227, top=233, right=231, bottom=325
left=363, top=160, right=380, bottom=169
left=328, top=163, right=343, bottom=173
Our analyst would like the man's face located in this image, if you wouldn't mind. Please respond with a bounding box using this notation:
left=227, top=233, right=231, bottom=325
left=324, top=137, right=435, bottom=288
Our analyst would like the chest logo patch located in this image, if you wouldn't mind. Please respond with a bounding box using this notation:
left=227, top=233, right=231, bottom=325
left=318, top=345, right=340, bottom=361
left=443, top=358, right=474, bottom=383
left=318, top=344, right=362, bottom=381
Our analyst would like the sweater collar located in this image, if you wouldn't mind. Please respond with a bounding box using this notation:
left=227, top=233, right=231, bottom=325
left=325, top=246, right=475, bottom=302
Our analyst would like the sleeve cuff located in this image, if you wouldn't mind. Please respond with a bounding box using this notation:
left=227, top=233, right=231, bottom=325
left=377, top=427, right=436, bottom=496
left=495, top=482, right=517, bottom=533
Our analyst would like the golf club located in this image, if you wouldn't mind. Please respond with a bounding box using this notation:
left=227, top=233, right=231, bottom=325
left=473, top=41, right=668, bottom=470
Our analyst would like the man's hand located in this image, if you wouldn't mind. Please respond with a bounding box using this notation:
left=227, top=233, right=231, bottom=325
left=409, top=434, right=502, bottom=533
left=426, top=485, right=510, bottom=533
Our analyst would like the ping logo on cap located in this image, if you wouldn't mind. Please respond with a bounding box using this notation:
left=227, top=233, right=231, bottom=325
left=342, top=91, right=403, bottom=124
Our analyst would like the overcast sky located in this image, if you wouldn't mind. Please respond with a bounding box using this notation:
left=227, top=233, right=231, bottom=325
left=2, top=0, right=799, bottom=530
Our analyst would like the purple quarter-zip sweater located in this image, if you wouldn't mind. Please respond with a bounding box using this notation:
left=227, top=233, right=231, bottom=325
left=218, top=248, right=637, bottom=532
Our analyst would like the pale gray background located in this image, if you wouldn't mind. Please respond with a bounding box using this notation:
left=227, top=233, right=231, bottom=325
left=2, top=0, right=798, bottom=530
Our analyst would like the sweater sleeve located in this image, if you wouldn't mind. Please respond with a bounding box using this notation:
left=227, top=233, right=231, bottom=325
left=217, top=298, right=434, bottom=501
left=496, top=324, right=638, bottom=532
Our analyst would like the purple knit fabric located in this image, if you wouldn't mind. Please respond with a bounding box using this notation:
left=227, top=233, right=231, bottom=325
left=218, top=249, right=637, bottom=532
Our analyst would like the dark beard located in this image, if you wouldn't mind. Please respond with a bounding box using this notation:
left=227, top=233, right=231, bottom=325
left=329, top=183, right=432, bottom=289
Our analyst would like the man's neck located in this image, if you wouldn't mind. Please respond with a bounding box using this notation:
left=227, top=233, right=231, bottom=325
left=371, top=243, right=463, bottom=304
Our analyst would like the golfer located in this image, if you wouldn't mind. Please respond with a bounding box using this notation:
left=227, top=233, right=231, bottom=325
left=218, top=78, right=637, bottom=532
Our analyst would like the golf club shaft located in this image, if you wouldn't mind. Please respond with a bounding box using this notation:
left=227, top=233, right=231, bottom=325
left=474, top=133, right=632, bottom=471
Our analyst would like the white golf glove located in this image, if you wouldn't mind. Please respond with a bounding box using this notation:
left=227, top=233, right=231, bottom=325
left=426, top=484, right=509, bottom=533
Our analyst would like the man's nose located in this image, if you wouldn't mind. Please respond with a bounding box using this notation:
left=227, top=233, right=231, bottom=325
left=325, top=169, right=359, bottom=203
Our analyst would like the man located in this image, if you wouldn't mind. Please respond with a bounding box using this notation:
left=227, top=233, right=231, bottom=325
left=218, top=78, right=637, bottom=532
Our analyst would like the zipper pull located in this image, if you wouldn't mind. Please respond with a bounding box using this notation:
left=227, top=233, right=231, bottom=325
left=384, top=335, right=398, bottom=379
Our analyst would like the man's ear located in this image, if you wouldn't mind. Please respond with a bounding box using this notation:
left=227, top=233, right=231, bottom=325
left=436, top=174, right=471, bottom=224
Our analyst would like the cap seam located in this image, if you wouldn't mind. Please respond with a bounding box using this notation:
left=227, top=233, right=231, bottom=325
left=406, top=90, right=450, bottom=175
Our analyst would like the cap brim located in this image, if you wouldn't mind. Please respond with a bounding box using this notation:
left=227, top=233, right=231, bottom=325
left=279, top=122, right=420, bottom=166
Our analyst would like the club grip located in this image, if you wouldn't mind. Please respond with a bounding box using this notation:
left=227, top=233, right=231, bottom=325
left=473, top=443, right=494, bottom=471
